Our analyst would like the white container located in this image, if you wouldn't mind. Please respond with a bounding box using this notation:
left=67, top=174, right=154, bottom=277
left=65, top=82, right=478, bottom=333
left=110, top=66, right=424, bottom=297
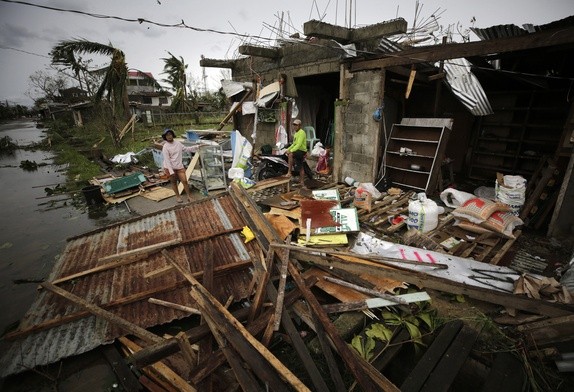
left=495, top=175, right=526, bottom=216
left=407, top=193, right=445, bottom=233
left=228, top=167, right=244, bottom=179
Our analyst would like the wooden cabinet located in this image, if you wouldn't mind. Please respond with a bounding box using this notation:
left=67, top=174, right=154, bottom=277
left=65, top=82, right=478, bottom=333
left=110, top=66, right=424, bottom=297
left=385, top=123, right=451, bottom=194
left=468, top=89, right=568, bottom=180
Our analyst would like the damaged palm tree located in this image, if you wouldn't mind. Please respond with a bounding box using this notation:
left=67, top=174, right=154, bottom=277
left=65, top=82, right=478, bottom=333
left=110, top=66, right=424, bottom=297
left=161, top=52, right=194, bottom=113
left=51, top=39, right=130, bottom=147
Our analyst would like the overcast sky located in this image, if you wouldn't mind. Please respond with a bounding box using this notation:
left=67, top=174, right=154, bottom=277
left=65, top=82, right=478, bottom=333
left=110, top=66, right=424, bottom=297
left=1, top=0, right=573, bottom=107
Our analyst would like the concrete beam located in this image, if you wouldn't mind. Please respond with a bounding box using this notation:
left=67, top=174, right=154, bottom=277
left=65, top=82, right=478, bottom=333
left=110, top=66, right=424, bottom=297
left=351, top=18, right=408, bottom=42
left=238, top=45, right=280, bottom=59
left=304, top=20, right=352, bottom=42
left=199, top=58, right=235, bottom=69
left=304, top=18, right=408, bottom=43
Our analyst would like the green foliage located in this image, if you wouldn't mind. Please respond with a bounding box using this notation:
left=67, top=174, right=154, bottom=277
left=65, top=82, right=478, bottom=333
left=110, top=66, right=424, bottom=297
left=365, top=323, right=393, bottom=343
left=351, top=335, right=376, bottom=361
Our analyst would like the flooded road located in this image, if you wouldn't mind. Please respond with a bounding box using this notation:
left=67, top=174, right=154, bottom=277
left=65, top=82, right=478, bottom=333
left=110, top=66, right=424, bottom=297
left=0, top=119, right=129, bottom=337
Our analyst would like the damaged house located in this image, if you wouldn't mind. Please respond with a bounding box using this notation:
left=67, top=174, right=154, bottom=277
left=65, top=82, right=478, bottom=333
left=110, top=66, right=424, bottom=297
left=202, top=15, right=574, bottom=239
left=2, top=14, right=574, bottom=392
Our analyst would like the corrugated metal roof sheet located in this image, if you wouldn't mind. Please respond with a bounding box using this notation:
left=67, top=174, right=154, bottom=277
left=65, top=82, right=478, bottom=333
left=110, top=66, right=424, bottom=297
left=442, top=58, right=494, bottom=116
left=0, top=193, right=257, bottom=377
left=377, top=38, right=493, bottom=116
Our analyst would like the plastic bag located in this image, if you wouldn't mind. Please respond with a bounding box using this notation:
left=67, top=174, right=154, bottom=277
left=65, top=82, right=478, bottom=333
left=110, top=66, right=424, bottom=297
left=311, top=142, right=325, bottom=157
left=440, top=187, right=475, bottom=208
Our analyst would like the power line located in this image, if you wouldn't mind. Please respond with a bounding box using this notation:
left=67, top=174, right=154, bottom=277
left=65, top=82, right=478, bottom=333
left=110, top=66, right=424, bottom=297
left=0, top=44, right=50, bottom=58
left=1, top=0, right=277, bottom=42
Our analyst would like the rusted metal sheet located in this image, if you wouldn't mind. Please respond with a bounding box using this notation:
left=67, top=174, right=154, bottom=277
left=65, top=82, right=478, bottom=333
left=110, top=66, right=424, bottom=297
left=0, top=193, right=257, bottom=377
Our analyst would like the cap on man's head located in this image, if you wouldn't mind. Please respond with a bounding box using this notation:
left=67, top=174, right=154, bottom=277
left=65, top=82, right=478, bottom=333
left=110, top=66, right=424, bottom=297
left=292, top=119, right=301, bottom=125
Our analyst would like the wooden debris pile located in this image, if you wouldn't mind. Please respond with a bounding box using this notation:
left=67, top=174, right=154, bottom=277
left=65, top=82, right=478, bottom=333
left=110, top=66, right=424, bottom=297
left=81, top=182, right=568, bottom=391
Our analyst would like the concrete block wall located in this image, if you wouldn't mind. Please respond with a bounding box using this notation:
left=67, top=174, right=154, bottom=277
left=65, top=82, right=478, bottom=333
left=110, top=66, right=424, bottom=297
left=340, top=70, right=381, bottom=183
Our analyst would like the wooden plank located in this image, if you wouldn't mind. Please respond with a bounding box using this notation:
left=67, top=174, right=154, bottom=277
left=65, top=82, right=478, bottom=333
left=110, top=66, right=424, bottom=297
left=201, top=311, right=264, bottom=392
left=41, top=282, right=163, bottom=344
left=323, top=276, right=407, bottom=305
left=120, top=337, right=196, bottom=392
left=322, top=292, right=431, bottom=314
left=98, top=239, right=181, bottom=263
left=350, top=26, right=574, bottom=70
left=148, top=298, right=201, bottom=315
left=128, top=307, right=249, bottom=369
left=283, top=245, right=573, bottom=317
left=490, top=230, right=521, bottom=265
left=51, top=227, right=242, bottom=286
left=400, top=320, right=463, bottom=392
left=481, top=352, right=526, bottom=392
left=101, top=344, right=143, bottom=392
left=420, top=325, right=479, bottom=392
left=286, top=256, right=400, bottom=391
left=517, top=314, right=574, bottom=346
left=273, top=248, right=290, bottom=331
left=265, top=282, right=331, bottom=392
left=7, top=260, right=251, bottom=341
left=175, top=331, right=198, bottom=368
left=178, top=152, right=200, bottom=194
left=163, top=249, right=310, bottom=391
left=248, top=251, right=273, bottom=323
left=197, top=244, right=214, bottom=391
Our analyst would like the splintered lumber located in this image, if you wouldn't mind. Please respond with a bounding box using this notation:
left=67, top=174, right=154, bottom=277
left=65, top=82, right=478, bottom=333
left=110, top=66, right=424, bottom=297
left=202, top=311, right=264, bottom=392
left=517, top=314, right=574, bottom=347
left=101, top=344, right=143, bottom=392
left=120, top=337, right=196, bottom=392
left=322, top=292, right=431, bottom=314
left=273, top=248, right=290, bottom=331
left=52, top=227, right=243, bottom=286
left=178, top=152, right=200, bottom=195
left=7, top=260, right=251, bottom=341
left=277, top=244, right=573, bottom=318
left=175, top=331, right=198, bottom=367
left=129, top=307, right=250, bottom=369
left=99, top=239, right=181, bottom=264
left=189, top=287, right=308, bottom=385
left=162, top=249, right=310, bottom=391
left=148, top=298, right=201, bottom=315
left=323, top=276, right=407, bottom=305
left=286, top=259, right=400, bottom=391
left=248, top=250, right=274, bottom=323
left=41, top=282, right=162, bottom=344
left=264, top=282, right=330, bottom=392
left=198, top=244, right=214, bottom=390
left=309, top=306, right=346, bottom=392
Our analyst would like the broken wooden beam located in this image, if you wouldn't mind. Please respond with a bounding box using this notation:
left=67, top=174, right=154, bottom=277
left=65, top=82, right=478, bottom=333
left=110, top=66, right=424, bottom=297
left=163, top=249, right=310, bottom=391
left=41, top=282, right=163, bottom=344
left=278, top=245, right=574, bottom=318
left=128, top=307, right=250, bottom=369
left=286, top=257, right=400, bottom=391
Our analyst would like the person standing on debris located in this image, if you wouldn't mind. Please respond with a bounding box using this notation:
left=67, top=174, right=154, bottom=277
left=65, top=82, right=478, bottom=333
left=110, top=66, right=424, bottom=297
left=286, top=119, right=307, bottom=186
left=162, top=129, right=194, bottom=203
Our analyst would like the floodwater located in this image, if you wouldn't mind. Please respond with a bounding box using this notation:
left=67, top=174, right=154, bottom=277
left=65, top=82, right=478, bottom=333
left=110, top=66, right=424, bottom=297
left=0, top=119, right=130, bottom=339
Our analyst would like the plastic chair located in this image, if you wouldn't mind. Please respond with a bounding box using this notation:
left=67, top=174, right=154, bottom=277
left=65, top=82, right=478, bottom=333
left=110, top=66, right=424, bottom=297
left=303, top=126, right=319, bottom=151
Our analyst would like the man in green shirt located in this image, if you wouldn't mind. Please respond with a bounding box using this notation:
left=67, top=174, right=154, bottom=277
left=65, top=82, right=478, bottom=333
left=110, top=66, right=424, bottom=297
left=286, top=118, right=307, bottom=186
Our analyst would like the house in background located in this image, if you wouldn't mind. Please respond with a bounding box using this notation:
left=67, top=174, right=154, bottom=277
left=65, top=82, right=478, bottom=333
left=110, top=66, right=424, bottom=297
left=59, top=87, right=89, bottom=104
left=127, top=71, right=173, bottom=117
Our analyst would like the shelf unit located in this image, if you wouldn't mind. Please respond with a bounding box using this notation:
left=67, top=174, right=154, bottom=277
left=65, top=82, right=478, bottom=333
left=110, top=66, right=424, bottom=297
left=385, top=123, right=451, bottom=194
left=199, top=144, right=227, bottom=191
left=468, top=89, right=569, bottom=180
